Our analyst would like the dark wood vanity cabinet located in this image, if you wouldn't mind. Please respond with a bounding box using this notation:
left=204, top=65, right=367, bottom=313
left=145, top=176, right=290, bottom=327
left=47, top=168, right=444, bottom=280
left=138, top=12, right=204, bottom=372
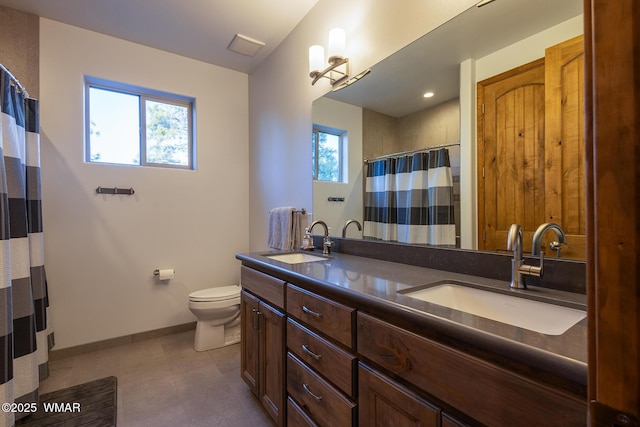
left=239, top=263, right=586, bottom=426
left=240, top=267, right=286, bottom=426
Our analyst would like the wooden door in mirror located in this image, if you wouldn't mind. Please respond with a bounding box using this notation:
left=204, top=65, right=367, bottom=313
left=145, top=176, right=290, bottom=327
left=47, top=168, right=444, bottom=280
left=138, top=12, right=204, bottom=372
left=478, top=36, right=585, bottom=259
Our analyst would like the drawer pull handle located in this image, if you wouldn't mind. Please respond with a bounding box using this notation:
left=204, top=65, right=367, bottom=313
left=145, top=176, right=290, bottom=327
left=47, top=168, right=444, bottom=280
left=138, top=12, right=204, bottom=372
left=302, top=305, right=322, bottom=318
left=302, top=383, right=323, bottom=401
left=302, top=344, right=322, bottom=360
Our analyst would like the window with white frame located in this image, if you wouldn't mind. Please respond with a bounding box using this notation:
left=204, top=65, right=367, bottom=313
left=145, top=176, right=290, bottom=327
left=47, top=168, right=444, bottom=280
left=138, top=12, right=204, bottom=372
left=85, top=77, right=195, bottom=169
left=312, top=126, right=346, bottom=182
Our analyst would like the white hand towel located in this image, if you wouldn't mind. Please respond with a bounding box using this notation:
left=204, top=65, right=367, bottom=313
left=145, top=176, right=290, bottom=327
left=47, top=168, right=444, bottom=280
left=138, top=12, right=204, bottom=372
left=268, top=207, right=295, bottom=250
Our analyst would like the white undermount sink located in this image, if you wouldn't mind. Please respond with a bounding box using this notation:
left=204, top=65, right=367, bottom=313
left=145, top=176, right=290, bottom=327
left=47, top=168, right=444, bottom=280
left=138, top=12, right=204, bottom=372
left=265, top=252, right=328, bottom=264
left=402, top=283, right=586, bottom=335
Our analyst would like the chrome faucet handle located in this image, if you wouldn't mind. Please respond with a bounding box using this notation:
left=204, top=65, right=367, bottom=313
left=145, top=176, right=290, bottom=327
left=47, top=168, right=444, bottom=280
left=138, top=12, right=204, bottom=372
left=549, top=241, right=567, bottom=258
left=323, top=236, right=334, bottom=255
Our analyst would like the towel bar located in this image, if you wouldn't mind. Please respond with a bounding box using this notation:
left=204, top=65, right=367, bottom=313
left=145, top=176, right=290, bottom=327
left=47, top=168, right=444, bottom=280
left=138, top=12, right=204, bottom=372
left=96, top=186, right=135, bottom=195
left=270, top=208, right=306, bottom=214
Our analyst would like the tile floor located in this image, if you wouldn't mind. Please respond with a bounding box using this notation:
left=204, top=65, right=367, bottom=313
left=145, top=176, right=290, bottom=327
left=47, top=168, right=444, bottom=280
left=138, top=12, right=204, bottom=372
left=40, top=330, right=274, bottom=426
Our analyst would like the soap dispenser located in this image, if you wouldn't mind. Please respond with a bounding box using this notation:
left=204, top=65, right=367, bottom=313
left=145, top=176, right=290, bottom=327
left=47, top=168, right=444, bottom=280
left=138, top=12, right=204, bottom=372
left=302, top=228, right=313, bottom=251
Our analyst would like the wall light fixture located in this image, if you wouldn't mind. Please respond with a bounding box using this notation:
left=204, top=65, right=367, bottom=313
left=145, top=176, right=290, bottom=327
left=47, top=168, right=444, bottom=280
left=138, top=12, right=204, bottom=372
left=309, top=28, right=350, bottom=87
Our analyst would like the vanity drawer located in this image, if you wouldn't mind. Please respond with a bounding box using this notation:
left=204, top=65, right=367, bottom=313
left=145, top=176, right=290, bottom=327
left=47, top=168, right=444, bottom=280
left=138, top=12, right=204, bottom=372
left=357, top=312, right=586, bottom=426
left=287, top=284, right=355, bottom=349
left=287, top=318, right=357, bottom=398
left=287, top=352, right=356, bottom=427
left=287, top=396, right=318, bottom=427
left=359, top=362, right=440, bottom=427
left=241, top=266, right=285, bottom=309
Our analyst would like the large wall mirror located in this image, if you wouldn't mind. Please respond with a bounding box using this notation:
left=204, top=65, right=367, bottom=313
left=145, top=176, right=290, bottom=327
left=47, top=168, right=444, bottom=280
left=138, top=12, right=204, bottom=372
left=311, top=0, right=584, bottom=260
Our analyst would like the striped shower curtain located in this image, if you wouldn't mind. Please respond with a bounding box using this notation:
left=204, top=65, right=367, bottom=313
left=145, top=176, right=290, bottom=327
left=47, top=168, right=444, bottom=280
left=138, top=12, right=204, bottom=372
left=364, top=149, right=456, bottom=245
left=1, top=69, right=53, bottom=426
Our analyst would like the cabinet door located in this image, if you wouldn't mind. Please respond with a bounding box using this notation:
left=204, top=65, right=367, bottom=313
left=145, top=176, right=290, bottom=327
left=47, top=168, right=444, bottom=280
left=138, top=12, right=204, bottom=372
left=241, top=290, right=260, bottom=396
left=259, top=300, right=286, bottom=427
left=359, top=363, right=440, bottom=427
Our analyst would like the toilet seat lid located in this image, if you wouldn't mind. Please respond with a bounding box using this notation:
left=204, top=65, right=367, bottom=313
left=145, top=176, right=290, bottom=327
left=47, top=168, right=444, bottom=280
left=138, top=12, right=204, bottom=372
left=189, top=285, right=240, bottom=302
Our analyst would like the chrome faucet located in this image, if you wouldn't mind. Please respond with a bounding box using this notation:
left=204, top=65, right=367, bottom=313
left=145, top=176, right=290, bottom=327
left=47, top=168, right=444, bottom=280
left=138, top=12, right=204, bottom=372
left=532, top=222, right=567, bottom=258
left=507, top=224, right=532, bottom=289
left=507, top=222, right=567, bottom=289
left=309, top=220, right=335, bottom=255
left=342, top=219, right=362, bottom=238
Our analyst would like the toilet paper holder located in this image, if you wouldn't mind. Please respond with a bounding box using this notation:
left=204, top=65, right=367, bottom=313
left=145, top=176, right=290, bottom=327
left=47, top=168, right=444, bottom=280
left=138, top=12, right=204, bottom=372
left=153, top=268, right=176, bottom=276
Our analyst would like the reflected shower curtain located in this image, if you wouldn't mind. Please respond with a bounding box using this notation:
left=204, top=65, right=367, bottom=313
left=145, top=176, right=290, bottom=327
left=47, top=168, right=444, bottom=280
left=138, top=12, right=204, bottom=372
left=1, top=69, right=53, bottom=426
left=364, top=149, right=456, bottom=245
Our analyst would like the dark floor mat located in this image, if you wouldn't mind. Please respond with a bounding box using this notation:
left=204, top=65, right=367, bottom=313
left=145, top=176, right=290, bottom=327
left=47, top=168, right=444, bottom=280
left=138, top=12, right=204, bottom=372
left=16, top=376, right=117, bottom=426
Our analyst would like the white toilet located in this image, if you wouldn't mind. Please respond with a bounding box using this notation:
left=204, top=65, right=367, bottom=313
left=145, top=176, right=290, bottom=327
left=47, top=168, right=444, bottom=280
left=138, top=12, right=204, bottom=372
left=188, top=285, right=241, bottom=351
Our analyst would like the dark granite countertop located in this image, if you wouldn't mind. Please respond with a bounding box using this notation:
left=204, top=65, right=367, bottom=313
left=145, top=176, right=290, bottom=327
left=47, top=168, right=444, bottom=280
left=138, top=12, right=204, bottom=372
left=236, top=250, right=587, bottom=394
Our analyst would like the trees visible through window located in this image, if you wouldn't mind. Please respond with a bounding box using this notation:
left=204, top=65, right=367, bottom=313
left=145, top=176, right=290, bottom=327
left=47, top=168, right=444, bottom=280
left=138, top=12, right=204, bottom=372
left=313, top=126, right=346, bottom=182
left=85, top=77, right=195, bottom=169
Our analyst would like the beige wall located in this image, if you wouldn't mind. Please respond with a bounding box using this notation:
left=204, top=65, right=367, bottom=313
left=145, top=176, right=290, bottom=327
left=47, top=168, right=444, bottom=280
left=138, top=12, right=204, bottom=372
left=39, top=19, right=249, bottom=349
left=474, top=15, right=583, bottom=81
left=0, top=6, right=39, bottom=98
left=362, top=109, right=397, bottom=161
left=398, top=99, right=460, bottom=152
left=363, top=98, right=460, bottom=158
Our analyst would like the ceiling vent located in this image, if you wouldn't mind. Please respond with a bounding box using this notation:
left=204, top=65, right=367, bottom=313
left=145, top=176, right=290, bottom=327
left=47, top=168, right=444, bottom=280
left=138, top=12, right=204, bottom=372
left=228, top=34, right=266, bottom=57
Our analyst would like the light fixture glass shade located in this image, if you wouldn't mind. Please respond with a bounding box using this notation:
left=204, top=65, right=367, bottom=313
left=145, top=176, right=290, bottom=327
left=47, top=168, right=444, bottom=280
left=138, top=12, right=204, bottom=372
left=309, top=45, right=325, bottom=74
left=328, top=28, right=346, bottom=60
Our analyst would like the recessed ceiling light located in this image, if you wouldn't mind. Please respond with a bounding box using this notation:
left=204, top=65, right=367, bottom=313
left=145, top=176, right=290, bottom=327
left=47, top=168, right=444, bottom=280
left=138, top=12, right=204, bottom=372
left=228, top=34, right=265, bottom=57
left=423, top=92, right=434, bottom=98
